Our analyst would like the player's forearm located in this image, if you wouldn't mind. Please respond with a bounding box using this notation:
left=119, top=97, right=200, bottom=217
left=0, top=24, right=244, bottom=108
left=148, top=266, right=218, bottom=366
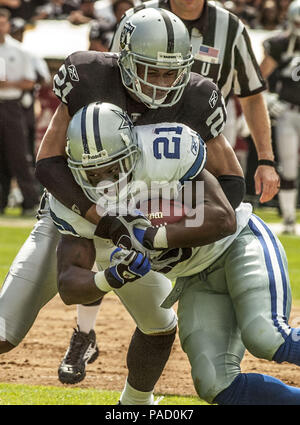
left=205, top=134, right=244, bottom=177
left=58, top=266, right=106, bottom=305
left=36, top=103, right=70, bottom=161
left=166, top=201, right=236, bottom=248
left=239, top=93, right=274, bottom=161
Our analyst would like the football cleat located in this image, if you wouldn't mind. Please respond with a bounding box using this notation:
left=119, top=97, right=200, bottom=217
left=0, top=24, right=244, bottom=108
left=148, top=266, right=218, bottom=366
left=58, top=326, right=99, bottom=384
left=282, top=219, right=296, bottom=235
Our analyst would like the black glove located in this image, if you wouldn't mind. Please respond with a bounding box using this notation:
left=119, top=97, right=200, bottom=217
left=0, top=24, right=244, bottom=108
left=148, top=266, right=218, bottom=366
left=94, top=207, right=152, bottom=251
left=151, top=247, right=192, bottom=273
left=104, top=248, right=151, bottom=289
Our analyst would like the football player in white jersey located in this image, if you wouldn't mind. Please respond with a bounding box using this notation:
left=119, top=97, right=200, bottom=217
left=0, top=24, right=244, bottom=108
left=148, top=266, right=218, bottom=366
left=55, top=102, right=300, bottom=405
left=50, top=101, right=237, bottom=404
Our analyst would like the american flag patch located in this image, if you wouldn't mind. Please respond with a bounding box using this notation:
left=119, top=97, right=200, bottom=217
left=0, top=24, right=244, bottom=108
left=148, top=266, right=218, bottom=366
left=195, top=44, right=220, bottom=64
left=199, top=45, right=219, bottom=58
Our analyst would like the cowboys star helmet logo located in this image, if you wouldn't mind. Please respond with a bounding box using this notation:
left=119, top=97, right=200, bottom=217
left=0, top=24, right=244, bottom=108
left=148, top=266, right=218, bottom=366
left=112, top=109, right=134, bottom=130
left=120, top=22, right=136, bottom=50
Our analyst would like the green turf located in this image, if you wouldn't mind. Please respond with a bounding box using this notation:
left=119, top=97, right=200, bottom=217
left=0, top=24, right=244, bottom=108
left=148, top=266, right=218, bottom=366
left=0, top=383, right=207, bottom=405
left=0, top=208, right=299, bottom=405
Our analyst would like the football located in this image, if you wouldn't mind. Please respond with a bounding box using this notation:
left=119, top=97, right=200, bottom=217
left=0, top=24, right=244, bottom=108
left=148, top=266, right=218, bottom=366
left=138, top=198, right=186, bottom=227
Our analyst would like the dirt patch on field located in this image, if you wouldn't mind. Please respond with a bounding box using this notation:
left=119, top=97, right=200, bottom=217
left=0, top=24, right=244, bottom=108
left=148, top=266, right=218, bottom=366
left=1, top=294, right=300, bottom=400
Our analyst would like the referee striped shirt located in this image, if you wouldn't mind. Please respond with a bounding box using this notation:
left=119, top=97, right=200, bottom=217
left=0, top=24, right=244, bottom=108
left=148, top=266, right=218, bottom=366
left=110, top=0, right=266, bottom=103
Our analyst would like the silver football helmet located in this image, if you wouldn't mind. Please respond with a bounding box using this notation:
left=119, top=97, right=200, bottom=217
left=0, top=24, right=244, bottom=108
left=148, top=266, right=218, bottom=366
left=118, top=7, right=194, bottom=109
left=288, top=0, right=300, bottom=37
left=66, top=102, right=139, bottom=203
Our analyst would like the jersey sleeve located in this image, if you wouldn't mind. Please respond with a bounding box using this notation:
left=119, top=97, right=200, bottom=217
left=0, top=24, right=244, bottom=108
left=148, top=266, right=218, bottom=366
left=53, top=53, right=79, bottom=106
left=49, top=195, right=96, bottom=239
left=186, top=77, right=227, bottom=142
left=52, top=51, right=119, bottom=116
left=233, top=25, right=266, bottom=97
left=178, top=126, right=207, bottom=184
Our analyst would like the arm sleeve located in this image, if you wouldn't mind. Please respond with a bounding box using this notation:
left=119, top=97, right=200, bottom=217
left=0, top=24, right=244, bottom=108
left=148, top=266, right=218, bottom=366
left=35, top=156, right=93, bottom=217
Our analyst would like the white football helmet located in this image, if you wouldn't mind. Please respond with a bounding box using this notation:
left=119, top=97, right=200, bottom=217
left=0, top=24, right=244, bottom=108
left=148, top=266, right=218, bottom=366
left=118, top=7, right=194, bottom=109
left=66, top=102, right=139, bottom=203
left=288, top=0, right=300, bottom=37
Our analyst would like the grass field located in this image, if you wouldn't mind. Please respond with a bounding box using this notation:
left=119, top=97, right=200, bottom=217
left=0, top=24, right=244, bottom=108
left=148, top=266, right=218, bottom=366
left=0, top=207, right=299, bottom=405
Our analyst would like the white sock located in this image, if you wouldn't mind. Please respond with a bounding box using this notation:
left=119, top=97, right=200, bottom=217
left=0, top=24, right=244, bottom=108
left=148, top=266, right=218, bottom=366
left=120, top=379, right=154, bottom=405
left=278, top=189, right=297, bottom=223
left=76, top=304, right=100, bottom=334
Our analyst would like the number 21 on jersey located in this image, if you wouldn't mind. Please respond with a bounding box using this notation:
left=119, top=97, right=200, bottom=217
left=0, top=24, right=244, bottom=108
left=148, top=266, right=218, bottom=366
left=153, top=126, right=183, bottom=159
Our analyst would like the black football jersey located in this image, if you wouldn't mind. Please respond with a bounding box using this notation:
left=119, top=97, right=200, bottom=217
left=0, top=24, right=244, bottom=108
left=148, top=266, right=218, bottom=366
left=53, top=51, right=227, bottom=142
left=263, top=33, right=300, bottom=105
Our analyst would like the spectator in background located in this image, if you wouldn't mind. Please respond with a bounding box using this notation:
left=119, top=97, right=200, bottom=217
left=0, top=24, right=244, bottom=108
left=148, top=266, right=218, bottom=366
left=33, top=0, right=94, bottom=21
left=224, top=0, right=259, bottom=28
left=0, top=0, right=20, bottom=8
left=0, top=8, right=40, bottom=215
left=89, top=0, right=133, bottom=51
left=0, top=0, right=48, bottom=22
left=277, top=0, right=290, bottom=27
left=9, top=16, right=51, bottom=163
left=258, top=0, right=281, bottom=30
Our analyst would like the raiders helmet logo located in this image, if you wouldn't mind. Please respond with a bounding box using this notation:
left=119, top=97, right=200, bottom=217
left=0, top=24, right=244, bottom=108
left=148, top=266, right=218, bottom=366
left=120, top=22, right=136, bottom=50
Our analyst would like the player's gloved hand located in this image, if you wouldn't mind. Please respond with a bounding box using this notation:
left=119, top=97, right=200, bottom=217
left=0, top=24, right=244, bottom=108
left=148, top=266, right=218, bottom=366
left=94, top=205, right=152, bottom=252
left=151, top=247, right=192, bottom=273
left=133, top=226, right=169, bottom=251
left=104, top=248, right=151, bottom=289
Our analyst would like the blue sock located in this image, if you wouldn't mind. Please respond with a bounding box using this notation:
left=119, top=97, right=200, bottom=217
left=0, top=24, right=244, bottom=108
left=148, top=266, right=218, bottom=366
left=214, top=373, right=300, bottom=405
left=273, top=328, right=300, bottom=366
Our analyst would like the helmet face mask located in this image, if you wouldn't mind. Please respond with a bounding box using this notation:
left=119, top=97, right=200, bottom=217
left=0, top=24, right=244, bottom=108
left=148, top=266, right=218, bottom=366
left=118, top=8, right=194, bottom=108
left=66, top=102, right=140, bottom=204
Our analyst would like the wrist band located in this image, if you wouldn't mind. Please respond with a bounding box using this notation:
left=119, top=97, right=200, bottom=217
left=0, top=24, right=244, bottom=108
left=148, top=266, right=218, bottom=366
left=153, top=226, right=168, bottom=249
left=94, top=271, right=113, bottom=293
left=257, top=159, right=276, bottom=167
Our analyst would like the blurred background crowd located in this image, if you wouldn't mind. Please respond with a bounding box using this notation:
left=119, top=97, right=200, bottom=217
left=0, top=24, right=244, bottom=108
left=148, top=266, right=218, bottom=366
left=0, top=0, right=299, bottom=233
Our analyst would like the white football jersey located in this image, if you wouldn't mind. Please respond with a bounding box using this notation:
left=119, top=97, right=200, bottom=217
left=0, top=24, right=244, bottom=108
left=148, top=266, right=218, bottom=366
left=49, top=121, right=252, bottom=276
left=161, top=202, right=253, bottom=280
left=132, top=123, right=206, bottom=191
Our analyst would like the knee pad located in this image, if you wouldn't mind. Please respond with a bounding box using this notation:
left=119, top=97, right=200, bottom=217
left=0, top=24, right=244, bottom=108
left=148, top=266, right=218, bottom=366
left=241, top=315, right=284, bottom=360
left=190, top=352, right=217, bottom=403
left=182, top=334, right=241, bottom=404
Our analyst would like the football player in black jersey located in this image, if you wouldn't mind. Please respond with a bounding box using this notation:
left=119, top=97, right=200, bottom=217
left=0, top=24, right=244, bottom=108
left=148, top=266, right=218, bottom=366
left=111, top=0, right=280, bottom=205
left=0, top=7, right=238, bottom=398
left=261, top=0, right=300, bottom=234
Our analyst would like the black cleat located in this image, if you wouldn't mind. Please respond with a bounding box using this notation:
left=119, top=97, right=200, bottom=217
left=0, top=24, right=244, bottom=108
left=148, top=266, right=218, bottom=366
left=58, top=326, right=99, bottom=384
